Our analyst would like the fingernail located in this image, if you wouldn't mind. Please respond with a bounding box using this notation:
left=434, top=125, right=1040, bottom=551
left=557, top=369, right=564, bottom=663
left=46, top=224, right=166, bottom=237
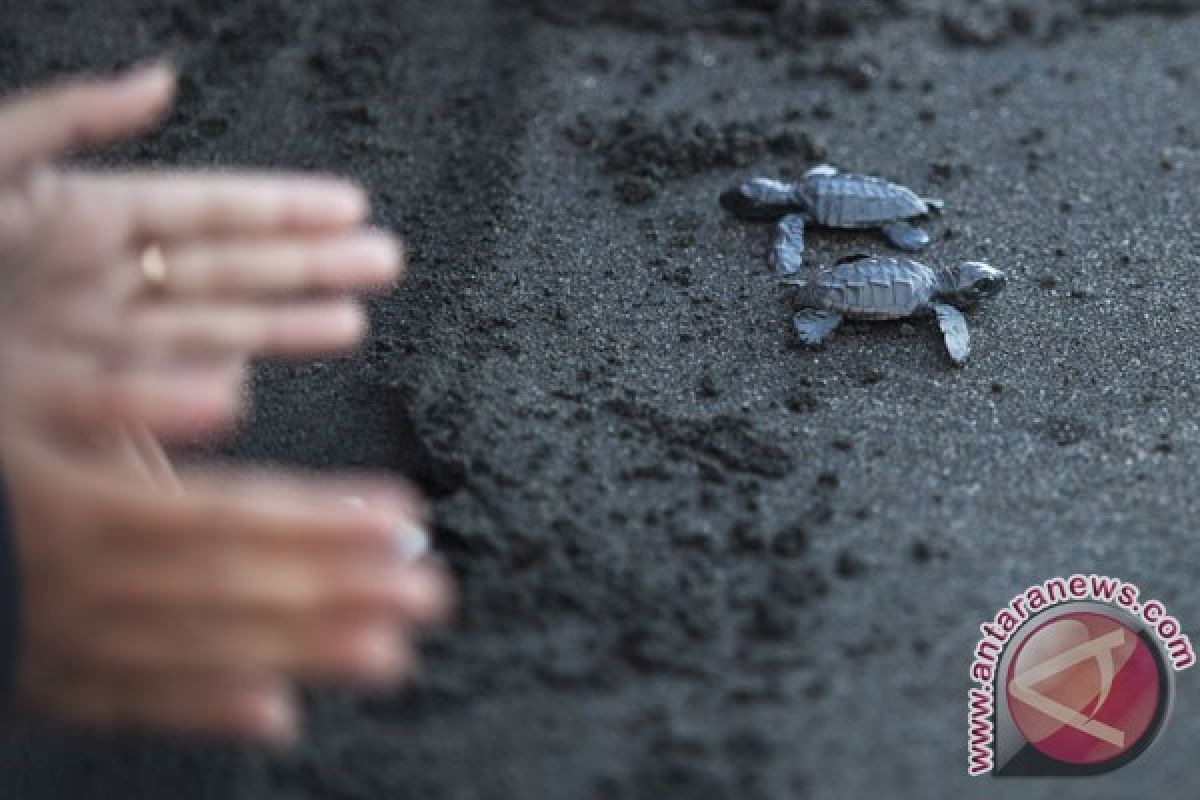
left=253, top=694, right=297, bottom=742
left=123, top=60, right=176, bottom=91
left=336, top=305, right=367, bottom=340
left=352, top=232, right=400, bottom=280
left=330, top=185, right=368, bottom=222
left=311, top=304, right=365, bottom=345
left=340, top=495, right=428, bottom=560
left=358, top=632, right=399, bottom=679
left=394, top=522, right=430, bottom=562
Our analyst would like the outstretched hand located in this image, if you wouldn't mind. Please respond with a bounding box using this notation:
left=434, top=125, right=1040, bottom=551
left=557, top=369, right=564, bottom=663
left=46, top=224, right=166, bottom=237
left=0, top=64, right=402, bottom=441
left=0, top=66, right=452, bottom=742
left=2, top=429, right=450, bottom=741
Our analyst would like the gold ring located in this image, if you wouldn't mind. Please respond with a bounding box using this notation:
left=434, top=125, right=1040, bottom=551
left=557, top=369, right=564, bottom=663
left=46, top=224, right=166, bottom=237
left=140, top=244, right=167, bottom=290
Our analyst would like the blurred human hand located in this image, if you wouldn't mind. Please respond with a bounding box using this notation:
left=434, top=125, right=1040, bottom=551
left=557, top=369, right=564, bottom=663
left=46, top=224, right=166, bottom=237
left=1, top=429, right=451, bottom=742
left=0, top=67, right=452, bottom=743
left=0, top=64, right=402, bottom=442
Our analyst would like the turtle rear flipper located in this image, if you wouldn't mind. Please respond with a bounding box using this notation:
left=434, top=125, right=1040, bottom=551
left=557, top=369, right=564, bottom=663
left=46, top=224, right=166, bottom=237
left=934, top=303, right=970, bottom=365
left=922, top=197, right=945, bottom=213
left=881, top=220, right=931, bottom=252
left=793, top=310, right=843, bottom=345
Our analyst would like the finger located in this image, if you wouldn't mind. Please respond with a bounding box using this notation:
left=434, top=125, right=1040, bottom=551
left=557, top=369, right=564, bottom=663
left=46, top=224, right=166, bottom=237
left=394, top=562, right=455, bottom=624
left=104, top=471, right=427, bottom=559
left=90, top=550, right=452, bottom=625
left=159, top=232, right=402, bottom=298
left=76, top=172, right=369, bottom=241
left=125, top=300, right=366, bottom=358
left=341, top=493, right=431, bottom=562
left=39, top=671, right=297, bottom=742
left=0, top=65, right=174, bottom=177
left=87, top=611, right=415, bottom=685
left=18, top=356, right=246, bottom=441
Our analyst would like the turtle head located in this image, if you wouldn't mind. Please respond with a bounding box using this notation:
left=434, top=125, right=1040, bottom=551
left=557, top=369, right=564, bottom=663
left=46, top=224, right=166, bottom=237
left=719, top=178, right=803, bottom=221
left=939, top=261, right=1006, bottom=308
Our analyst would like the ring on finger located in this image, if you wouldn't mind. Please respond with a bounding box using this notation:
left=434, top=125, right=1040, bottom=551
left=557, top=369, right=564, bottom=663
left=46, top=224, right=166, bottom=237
left=140, top=243, right=169, bottom=292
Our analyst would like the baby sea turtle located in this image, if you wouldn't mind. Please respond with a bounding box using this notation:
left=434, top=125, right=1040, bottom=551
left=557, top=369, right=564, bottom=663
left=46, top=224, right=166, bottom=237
left=782, top=253, right=1005, bottom=364
left=721, top=165, right=944, bottom=273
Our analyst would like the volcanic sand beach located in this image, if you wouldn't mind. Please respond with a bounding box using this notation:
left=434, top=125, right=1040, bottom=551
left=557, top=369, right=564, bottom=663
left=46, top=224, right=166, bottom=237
left=2, top=1, right=1200, bottom=797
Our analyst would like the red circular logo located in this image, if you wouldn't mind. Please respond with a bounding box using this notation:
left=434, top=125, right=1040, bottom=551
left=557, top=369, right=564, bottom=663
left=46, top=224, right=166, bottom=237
left=1005, top=611, right=1162, bottom=765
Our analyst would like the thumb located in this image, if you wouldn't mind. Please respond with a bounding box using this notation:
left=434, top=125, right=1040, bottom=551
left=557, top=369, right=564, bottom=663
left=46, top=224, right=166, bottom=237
left=0, top=64, right=175, bottom=177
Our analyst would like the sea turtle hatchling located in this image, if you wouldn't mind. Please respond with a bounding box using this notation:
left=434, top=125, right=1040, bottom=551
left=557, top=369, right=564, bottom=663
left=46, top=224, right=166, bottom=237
left=720, top=164, right=944, bottom=274
left=783, top=253, right=1005, bottom=364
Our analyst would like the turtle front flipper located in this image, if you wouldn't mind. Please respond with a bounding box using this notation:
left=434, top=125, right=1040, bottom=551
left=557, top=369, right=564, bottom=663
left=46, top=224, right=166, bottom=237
left=933, top=303, right=970, bottom=365
left=793, top=309, right=843, bottom=345
left=770, top=214, right=806, bottom=278
left=881, top=220, right=931, bottom=252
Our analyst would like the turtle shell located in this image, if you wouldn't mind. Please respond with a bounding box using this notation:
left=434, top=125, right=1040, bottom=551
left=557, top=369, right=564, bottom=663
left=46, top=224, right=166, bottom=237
left=807, top=255, right=937, bottom=319
left=801, top=173, right=930, bottom=228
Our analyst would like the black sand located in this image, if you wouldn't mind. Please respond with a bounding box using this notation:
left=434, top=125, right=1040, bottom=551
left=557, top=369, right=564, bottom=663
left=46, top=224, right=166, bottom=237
left=2, top=1, right=1200, bottom=797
